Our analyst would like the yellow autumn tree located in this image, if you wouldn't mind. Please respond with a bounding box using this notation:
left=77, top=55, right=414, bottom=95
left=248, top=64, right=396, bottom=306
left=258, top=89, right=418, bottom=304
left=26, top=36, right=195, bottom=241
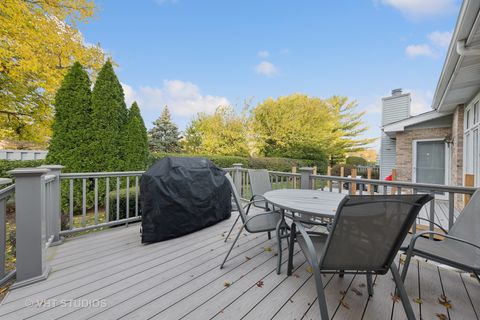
left=0, top=0, right=108, bottom=145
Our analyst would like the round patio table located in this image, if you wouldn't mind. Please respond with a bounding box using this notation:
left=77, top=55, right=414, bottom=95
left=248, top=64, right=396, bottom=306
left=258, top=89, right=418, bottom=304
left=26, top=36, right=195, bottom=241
left=263, top=189, right=346, bottom=275
left=263, top=189, right=346, bottom=219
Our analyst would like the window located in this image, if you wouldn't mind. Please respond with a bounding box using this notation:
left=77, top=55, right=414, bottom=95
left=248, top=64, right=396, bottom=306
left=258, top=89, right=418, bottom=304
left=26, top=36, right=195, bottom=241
left=475, top=101, right=479, bottom=125
left=466, top=109, right=471, bottom=129
left=464, top=99, right=480, bottom=187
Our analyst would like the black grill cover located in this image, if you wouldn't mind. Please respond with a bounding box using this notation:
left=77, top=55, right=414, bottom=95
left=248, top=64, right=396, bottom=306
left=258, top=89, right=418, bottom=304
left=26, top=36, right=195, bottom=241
left=140, top=156, right=231, bottom=243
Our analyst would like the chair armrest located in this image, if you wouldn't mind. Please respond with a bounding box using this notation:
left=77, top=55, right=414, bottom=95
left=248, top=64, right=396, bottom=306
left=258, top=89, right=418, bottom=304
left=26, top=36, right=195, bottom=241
left=243, top=198, right=270, bottom=215
left=408, top=231, right=480, bottom=252
left=415, top=217, right=448, bottom=234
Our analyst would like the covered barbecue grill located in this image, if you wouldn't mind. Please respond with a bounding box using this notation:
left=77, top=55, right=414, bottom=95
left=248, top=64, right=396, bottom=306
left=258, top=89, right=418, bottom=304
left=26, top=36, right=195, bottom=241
left=140, top=156, right=231, bottom=243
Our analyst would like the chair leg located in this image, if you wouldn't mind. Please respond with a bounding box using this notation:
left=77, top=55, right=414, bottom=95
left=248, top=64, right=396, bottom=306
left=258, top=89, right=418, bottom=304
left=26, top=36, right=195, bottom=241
left=276, top=220, right=283, bottom=275
left=312, top=264, right=329, bottom=320
left=287, top=223, right=296, bottom=276
left=224, top=214, right=241, bottom=243
left=401, top=250, right=414, bottom=282
left=220, top=223, right=245, bottom=269
left=366, top=272, right=374, bottom=297
left=391, top=262, right=415, bottom=320
left=268, top=231, right=271, bottom=239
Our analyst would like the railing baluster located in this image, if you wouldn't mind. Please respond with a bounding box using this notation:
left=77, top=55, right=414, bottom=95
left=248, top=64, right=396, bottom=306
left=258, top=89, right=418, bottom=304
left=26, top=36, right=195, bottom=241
left=116, top=177, right=120, bottom=221
left=383, top=185, right=387, bottom=195
left=105, top=177, right=110, bottom=223
left=126, top=176, right=130, bottom=221
left=448, top=192, right=455, bottom=230
left=94, top=178, right=98, bottom=225
left=135, top=176, right=139, bottom=217
left=1, top=196, right=6, bottom=279
left=329, top=179, right=333, bottom=192
left=82, top=178, right=86, bottom=228
left=397, top=187, right=402, bottom=195
left=429, top=191, right=436, bottom=240
left=69, top=179, right=73, bottom=230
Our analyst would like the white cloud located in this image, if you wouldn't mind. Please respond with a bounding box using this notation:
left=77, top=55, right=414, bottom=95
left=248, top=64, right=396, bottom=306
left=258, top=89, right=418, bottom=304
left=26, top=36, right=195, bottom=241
left=380, top=0, right=458, bottom=19
left=254, top=61, right=279, bottom=76
left=257, top=50, right=270, bottom=58
left=122, top=80, right=230, bottom=120
left=405, top=44, right=434, bottom=58
left=409, top=89, right=433, bottom=115
left=428, top=31, right=452, bottom=47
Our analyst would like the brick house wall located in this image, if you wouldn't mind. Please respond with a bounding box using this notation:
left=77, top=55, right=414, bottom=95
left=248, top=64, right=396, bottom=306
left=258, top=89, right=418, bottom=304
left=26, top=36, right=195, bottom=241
left=451, top=105, right=464, bottom=187
left=395, top=127, right=452, bottom=182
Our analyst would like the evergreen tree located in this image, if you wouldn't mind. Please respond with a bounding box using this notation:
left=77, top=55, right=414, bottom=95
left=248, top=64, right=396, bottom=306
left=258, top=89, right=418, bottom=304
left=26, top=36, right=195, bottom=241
left=90, top=60, right=128, bottom=171
left=47, top=62, right=93, bottom=171
left=148, top=106, right=180, bottom=153
left=124, top=102, right=149, bottom=170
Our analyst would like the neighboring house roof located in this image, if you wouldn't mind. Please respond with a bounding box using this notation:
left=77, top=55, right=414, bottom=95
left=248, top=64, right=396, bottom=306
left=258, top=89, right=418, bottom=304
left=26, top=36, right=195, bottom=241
left=383, top=110, right=451, bottom=135
left=432, top=0, right=480, bottom=113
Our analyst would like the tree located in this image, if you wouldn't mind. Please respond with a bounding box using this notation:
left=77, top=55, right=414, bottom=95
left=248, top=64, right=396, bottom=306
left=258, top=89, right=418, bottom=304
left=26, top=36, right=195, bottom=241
left=124, top=102, right=149, bottom=170
left=251, top=94, right=374, bottom=162
left=183, top=106, right=249, bottom=156
left=46, top=62, right=93, bottom=171
left=0, top=0, right=108, bottom=144
left=90, top=60, right=128, bottom=171
left=148, top=106, right=181, bottom=153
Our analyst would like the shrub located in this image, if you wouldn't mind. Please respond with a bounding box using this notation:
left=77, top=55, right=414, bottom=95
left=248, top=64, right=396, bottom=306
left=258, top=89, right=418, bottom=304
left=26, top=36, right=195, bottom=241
left=0, top=160, right=45, bottom=178
left=346, top=156, right=368, bottom=166
left=149, top=153, right=327, bottom=173
left=108, top=188, right=141, bottom=221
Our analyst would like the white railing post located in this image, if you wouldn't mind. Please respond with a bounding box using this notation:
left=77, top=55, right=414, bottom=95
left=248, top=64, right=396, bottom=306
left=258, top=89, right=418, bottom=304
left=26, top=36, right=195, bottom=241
left=8, top=168, right=50, bottom=288
left=232, top=163, right=243, bottom=195
left=299, top=167, right=314, bottom=189
left=0, top=178, right=12, bottom=280
left=39, top=165, right=64, bottom=245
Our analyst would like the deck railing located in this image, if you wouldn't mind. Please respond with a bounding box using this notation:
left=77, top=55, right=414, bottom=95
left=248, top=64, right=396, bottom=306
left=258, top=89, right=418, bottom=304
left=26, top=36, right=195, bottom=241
left=0, top=178, right=14, bottom=286
left=1, top=163, right=478, bottom=289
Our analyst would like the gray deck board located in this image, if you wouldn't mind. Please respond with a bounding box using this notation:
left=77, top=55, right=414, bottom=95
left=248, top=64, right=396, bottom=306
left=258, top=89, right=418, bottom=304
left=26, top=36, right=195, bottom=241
left=0, top=210, right=478, bottom=320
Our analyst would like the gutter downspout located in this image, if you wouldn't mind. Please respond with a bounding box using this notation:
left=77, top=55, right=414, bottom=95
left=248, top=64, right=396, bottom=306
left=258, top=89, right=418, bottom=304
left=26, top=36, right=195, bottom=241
left=456, top=39, right=480, bottom=56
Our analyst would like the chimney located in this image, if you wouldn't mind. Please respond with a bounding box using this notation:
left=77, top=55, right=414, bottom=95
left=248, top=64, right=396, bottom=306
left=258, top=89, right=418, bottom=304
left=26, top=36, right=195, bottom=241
left=391, top=88, right=403, bottom=96
left=381, top=89, right=411, bottom=126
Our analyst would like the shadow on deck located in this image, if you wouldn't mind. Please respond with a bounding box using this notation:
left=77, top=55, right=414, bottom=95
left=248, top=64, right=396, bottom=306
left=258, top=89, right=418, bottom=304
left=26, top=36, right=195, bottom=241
left=0, top=211, right=478, bottom=320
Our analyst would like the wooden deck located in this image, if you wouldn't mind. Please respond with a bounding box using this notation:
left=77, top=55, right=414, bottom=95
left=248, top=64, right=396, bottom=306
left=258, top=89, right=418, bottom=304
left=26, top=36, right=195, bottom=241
left=0, top=211, right=478, bottom=320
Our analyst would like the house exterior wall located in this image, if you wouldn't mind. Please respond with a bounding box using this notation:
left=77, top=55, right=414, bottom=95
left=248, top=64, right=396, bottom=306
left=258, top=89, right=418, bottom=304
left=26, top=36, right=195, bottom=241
left=395, top=127, right=452, bottom=182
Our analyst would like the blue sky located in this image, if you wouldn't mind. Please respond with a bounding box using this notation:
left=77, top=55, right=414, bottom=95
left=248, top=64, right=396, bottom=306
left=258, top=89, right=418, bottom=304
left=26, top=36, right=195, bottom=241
left=79, top=0, right=461, bottom=150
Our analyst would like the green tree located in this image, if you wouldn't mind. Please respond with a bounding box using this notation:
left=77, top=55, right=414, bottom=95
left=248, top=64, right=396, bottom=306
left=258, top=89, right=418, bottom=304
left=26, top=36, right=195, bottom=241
left=124, top=102, right=149, bottom=170
left=183, top=106, right=249, bottom=156
left=90, top=60, right=128, bottom=171
left=46, top=62, right=93, bottom=171
left=148, top=106, right=181, bottom=153
left=251, top=94, right=373, bottom=162
left=0, top=0, right=108, bottom=144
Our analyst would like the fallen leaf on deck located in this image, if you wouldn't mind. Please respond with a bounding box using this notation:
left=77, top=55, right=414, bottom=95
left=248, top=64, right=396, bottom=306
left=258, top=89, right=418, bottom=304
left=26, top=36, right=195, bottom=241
left=351, top=288, right=363, bottom=296
left=256, top=280, right=264, bottom=288
left=339, top=290, right=347, bottom=295
left=340, top=299, right=350, bottom=309
left=289, top=299, right=294, bottom=303
left=264, top=247, right=273, bottom=252
left=399, top=256, right=406, bottom=265
left=359, top=283, right=366, bottom=288
left=306, top=266, right=313, bottom=273
left=391, top=293, right=400, bottom=303
left=413, top=297, right=423, bottom=304
left=438, top=294, right=452, bottom=309
left=293, top=273, right=300, bottom=278
left=274, top=253, right=278, bottom=256
left=245, top=256, right=251, bottom=260
left=223, top=281, right=231, bottom=287
left=435, top=313, right=448, bottom=320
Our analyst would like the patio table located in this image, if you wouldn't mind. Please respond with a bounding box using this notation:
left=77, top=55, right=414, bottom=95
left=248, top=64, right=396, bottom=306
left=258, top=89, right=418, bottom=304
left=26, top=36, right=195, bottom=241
left=263, top=189, right=346, bottom=274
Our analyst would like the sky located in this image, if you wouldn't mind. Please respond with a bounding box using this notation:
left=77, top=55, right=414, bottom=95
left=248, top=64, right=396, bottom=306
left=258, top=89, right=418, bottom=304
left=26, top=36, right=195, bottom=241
left=78, top=0, right=462, bottom=150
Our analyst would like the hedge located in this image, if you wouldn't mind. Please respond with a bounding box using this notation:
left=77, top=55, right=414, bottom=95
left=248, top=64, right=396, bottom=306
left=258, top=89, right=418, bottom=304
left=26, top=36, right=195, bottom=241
left=108, top=188, right=140, bottom=221
left=150, top=153, right=327, bottom=174
left=0, top=160, right=45, bottom=178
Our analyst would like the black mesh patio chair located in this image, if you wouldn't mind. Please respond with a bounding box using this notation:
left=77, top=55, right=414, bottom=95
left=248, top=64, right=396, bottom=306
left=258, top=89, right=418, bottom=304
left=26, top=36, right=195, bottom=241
left=287, top=194, right=433, bottom=320
left=225, top=169, right=273, bottom=242
left=220, top=173, right=288, bottom=269
left=401, top=190, right=480, bottom=283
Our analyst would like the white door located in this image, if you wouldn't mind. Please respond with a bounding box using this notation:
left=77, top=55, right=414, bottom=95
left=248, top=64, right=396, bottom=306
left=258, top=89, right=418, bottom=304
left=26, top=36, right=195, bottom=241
left=413, top=140, right=450, bottom=198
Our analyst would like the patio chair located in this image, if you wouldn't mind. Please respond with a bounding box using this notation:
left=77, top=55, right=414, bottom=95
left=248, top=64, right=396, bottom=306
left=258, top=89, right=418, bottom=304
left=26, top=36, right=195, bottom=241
left=287, top=194, right=433, bottom=320
left=400, top=190, right=480, bottom=283
left=220, top=173, right=288, bottom=269
left=224, top=169, right=273, bottom=242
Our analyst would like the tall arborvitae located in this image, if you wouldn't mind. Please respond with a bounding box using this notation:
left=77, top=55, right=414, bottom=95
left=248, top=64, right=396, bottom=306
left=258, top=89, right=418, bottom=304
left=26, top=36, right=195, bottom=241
left=148, top=106, right=181, bottom=153
left=124, top=102, right=149, bottom=170
left=47, top=62, right=93, bottom=171
left=90, top=60, right=128, bottom=171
